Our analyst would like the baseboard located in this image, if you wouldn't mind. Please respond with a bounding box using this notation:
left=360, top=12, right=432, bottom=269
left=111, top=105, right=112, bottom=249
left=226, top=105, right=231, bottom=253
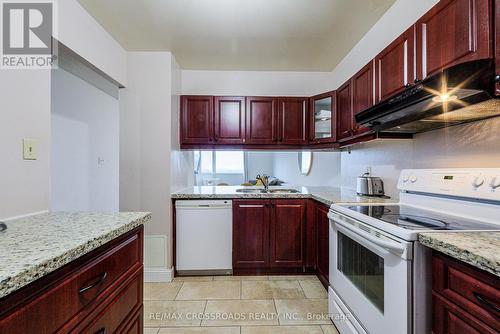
left=144, top=267, right=174, bottom=282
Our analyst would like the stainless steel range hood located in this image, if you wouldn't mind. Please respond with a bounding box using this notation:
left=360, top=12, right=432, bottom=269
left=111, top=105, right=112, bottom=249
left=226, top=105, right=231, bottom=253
left=355, top=60, right=499, bottom=134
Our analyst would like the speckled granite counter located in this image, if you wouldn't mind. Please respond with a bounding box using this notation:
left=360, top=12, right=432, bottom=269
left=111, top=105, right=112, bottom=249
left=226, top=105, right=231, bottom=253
left=419, top=232, right=500, bottom=277
left=171, top=185, right=396, bottom=206
left=0, top=212, right=151, bottom=299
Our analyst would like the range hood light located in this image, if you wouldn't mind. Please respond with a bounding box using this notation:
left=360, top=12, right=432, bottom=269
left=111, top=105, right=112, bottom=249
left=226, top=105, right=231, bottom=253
left=432, top=93, right=458, bottom=103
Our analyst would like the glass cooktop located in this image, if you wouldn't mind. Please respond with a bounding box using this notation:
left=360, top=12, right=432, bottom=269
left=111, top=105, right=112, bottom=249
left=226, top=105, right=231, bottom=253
left=345, top=205, right=500, bottom=231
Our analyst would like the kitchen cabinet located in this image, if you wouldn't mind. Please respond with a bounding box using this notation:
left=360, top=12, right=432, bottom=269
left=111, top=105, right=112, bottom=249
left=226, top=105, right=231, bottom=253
left=351, top=60, right=375, bottom=136
left=233, top=199, right=307, bottom=271
left=278, top=97, right=308, bottom=145
left=432, top=252, right=500, bottom=334
left=245, top=97, right=279, bottom=144
left=496, top=0, right=500, bottom=96
left=315, top=202, right=330, bottom=287
left=375, top=26, right=415, bottom=103
left=0, top=227, right=144, bottom=334
left=214, top=96, right=246, bottom=144
left=416, top=0, right=493, bottom=80
left=232, top=200, right=271, bottom=269
left=309, top=91, right=336, bottom=144
left=336, top=79, right=353, bottom=141
left=181, top=95, right=214, bottom=144
left=270, top=200, right=306, bottom=267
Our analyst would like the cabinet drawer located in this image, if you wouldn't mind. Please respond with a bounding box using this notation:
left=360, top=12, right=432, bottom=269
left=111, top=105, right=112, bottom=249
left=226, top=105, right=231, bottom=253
left=0, top=231, right=141, bottom=334
left=81, top=270, right=142, bottom=334
left=433, top=292, right=497, bottom=334
left=433, top=254, right=500, bottom=332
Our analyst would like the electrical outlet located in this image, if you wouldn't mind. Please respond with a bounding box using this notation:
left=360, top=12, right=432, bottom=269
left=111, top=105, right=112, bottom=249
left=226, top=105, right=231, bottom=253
left=23, top=138, right=37, bottom=160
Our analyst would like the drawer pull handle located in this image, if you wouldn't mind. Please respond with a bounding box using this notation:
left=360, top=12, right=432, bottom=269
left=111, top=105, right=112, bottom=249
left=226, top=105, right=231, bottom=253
left=79, top=272, right=108, bottom=294
left=94, top=327, right=107, bottom=334
left=472, top=292, right=500, bottom=313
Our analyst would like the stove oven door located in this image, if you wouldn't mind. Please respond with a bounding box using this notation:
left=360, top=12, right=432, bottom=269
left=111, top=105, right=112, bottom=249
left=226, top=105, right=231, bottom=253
left=329, top=211, right=412, bottom=334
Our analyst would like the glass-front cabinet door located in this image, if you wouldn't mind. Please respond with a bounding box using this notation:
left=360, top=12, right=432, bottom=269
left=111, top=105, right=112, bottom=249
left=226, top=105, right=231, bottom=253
left=310, top=91, right=336, bottom=143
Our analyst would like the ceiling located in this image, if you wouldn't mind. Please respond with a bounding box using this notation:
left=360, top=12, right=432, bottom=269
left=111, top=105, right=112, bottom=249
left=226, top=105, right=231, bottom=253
left=78, top=0, right=396, bottom=71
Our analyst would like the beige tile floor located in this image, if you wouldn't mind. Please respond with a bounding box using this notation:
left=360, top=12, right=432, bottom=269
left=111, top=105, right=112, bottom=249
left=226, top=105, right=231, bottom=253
left=144, top=275, right=339, bottom=334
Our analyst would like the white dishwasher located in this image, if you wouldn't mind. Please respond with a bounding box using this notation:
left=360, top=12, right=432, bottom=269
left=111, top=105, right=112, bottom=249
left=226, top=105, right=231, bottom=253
left=175, top=200, right=232, bottom=275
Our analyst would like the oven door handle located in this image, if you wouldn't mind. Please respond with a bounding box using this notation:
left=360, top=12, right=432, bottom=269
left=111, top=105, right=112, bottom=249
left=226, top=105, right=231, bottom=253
left=334, top=218, right=407, bottom=256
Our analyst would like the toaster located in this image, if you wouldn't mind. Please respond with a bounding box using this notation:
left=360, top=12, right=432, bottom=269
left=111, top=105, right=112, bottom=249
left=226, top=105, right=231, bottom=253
left=357, top=173, right=385, bottom=196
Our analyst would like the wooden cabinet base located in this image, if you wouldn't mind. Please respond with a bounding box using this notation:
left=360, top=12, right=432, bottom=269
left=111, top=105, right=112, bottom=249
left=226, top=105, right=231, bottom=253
left=0, top=227, right=144, bottom=334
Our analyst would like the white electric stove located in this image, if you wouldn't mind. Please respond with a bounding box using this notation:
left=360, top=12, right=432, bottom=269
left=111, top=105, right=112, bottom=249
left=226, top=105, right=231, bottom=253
left=328, top=169, right=500, bottom=334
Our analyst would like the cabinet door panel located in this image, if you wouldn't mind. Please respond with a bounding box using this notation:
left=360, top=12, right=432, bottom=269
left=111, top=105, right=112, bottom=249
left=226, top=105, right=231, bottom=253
left=246, top=97, right=278, bottom=144
left=352, top=60, right=375, bottom=135
left=496, top=0, right=500, bottom=95
left=214, top=96, right=245, bottom=144
left=270, top=200, right=306, bottom=268
left=309, top=91, right=336, bottom=144
left=336, top=80, right=353, bottom=141
left=316, top=204, right=329, bottom=287
left=181, top=96, right=214, bottom=144
left=233, top=200, right=271, bottom=269
left=417, top=0, right=492, bottom=79
left=278, top=97, right=308, bottom=145
left=375, top=26, right=415, bottom=102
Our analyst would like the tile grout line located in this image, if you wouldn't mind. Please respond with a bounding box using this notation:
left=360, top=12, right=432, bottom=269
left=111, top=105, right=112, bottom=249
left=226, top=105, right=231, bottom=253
left=173, top=281, right=184, bottom=301
left=200, top=299, right=208, bottom=327
left=273, top=298, right=281, bottom=326
left=298, top=280, right=307, bottom=299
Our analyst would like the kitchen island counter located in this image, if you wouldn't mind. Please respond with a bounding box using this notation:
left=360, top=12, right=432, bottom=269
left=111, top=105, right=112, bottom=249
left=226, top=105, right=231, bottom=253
left=0, top=211, right=150, bottom=299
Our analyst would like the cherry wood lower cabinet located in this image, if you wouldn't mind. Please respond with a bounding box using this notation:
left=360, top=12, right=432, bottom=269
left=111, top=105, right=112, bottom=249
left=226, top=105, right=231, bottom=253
left=232, top=199, right=307, bottom=273
left=432, top=252, right=500, bottom=334
left=315, top=202, right=330, bottom=288
left=0, top=227, right=144, bottom=334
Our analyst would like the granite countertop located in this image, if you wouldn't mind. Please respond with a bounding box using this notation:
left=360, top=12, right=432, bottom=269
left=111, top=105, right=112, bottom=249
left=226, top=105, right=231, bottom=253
left=419, top=232, right=500, bottom=277
left=171, top=185, right=396, bottom=206
left=0, top=211, right=151, bottom=299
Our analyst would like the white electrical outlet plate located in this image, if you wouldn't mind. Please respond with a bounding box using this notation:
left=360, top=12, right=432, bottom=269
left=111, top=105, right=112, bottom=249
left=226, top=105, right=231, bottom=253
left=23, top=138, right=37, bottom=160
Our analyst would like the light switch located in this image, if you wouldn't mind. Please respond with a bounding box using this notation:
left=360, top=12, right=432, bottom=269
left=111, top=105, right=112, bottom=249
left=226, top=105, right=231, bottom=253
left=23, top=138, right=37, bottom=160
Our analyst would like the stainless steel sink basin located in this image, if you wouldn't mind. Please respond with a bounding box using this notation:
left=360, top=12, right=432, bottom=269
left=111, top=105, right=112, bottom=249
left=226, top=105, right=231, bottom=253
left=236, top=189, right=265, bottom=193
left=266, top=189, right=300, bottom=194
left=235, top=188, right=301, bottom=194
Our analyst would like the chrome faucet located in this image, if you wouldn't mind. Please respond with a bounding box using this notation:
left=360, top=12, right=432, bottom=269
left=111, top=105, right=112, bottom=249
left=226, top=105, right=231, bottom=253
left=256, top=174, right=270, bottom=191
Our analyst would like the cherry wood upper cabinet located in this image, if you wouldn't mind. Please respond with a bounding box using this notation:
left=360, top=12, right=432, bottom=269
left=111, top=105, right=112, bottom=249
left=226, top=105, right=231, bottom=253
left=214, top=96, right=246, bottom=144
left=181, top=95, right=214, bottom=144
left=245, top=97, right=278, bottom=144
left=278, top=97, right=308, bottom=145
left=375, top=26, right=415, bottom=103
left=352, top=60, right=375, bottom=135
left=336, top=80, right=354, bottom=141
left=495, top=0, right=500, bottom=95
left=270, top=200, right=306, bottom=268
left=232, top=200, right=271, bottom=269
left=416, top=0, right=493, bottom=80
left=309, top=91, right=336, bottom=144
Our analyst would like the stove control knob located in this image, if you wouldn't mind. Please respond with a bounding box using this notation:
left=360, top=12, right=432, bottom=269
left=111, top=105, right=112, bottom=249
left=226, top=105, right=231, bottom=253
left=409, top=175, right=418, bottom=183
left=489, top=177, right=500, bottom=190
left=401, top=175, right=410, bottom=183
left=472, top=176, right=485, bottom=188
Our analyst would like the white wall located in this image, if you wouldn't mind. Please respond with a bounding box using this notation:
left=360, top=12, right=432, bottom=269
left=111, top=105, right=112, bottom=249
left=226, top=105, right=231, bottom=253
left=182, top=70, right=333, bottom=96
left=341, top=117, right=500, bottom=199
left=273, top=151, right=342, bottom=187
left=0, top=70, right=51, bottom=219
left=51, top=69, right=119, bottom=212
left=120, top=52, right=182, bottom=280
left=58, top=0, right=127, bottom=85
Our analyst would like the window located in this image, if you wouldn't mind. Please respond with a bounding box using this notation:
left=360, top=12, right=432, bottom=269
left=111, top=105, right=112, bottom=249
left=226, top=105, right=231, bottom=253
left=194, top=151, right=246, bottom=185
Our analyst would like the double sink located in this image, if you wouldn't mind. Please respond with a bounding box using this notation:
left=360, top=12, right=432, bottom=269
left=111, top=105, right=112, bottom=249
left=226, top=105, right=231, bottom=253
left=236, top=188, right=300, bottom=194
